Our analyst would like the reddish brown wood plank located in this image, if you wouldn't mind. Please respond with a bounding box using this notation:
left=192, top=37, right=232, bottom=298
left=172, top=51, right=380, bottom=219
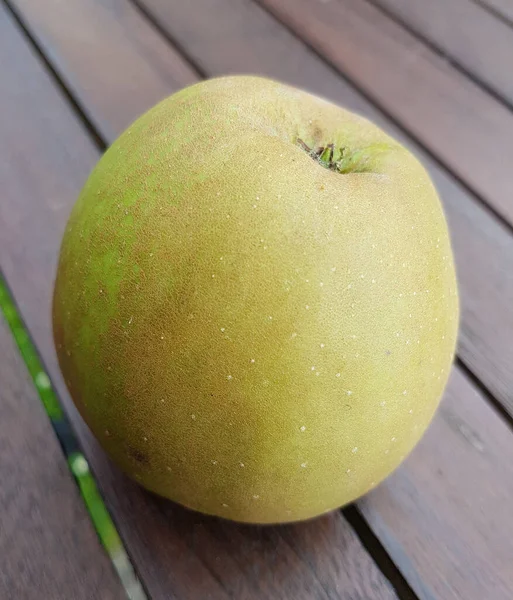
left=371, top=0, right=513, bottom=106
left=0, top=317, right=125, bottom=600
left=257, top=0, right=513, bottom=228
left=0, top=4, right=399, bottom=599
left=361, top=368, right=513, bottom=600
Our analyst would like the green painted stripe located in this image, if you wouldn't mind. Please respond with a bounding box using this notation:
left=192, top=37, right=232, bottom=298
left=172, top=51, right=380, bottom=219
left=0, top=275, right=147, bottom=600
left=0, top=280, right=63, bottom=420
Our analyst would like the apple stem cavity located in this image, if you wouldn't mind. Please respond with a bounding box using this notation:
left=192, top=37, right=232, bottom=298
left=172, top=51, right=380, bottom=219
left=297, top=138, right=384, bottom=175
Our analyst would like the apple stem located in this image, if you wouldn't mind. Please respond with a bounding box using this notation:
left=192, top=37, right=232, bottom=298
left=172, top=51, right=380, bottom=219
left=297, top=138, right=381, bottom=175
left=297, top=138, right=347, bottom=173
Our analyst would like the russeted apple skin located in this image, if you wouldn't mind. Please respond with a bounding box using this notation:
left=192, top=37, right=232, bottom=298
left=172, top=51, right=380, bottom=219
left=53, top=76, right=458, bottom=524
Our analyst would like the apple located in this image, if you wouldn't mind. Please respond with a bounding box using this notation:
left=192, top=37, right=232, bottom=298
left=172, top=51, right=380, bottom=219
left=53, top=76, right=458, bottom=523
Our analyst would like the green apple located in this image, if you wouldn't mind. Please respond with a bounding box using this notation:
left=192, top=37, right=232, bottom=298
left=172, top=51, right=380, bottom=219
left=53, top=76, right=458, bottom=524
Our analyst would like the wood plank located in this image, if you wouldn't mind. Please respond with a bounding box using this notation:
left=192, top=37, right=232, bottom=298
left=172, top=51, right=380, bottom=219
left=128, top=0, right=513, bottom=423
left=361, top=367, right=513, bottom=600
left=0, top=5, right=400, bottom=600
left=257, top=0, right=513, bottom=228
left=370, top=0, right=513, bottom=107
left=10, top=0, right=513, bottom=598
left=476, top=0, right=513, bottom=24
left=0, top=317, right=124, bottom=600
left=6, top=0, right=198, bottom=141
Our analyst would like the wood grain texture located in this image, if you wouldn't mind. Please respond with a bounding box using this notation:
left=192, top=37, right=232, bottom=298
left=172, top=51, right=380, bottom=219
left=0, top=5, right=399, bottom=599
left=7, top=0, right=198, bottom=141
left=258, top=0, right=513, bottom=228
left=0, top=318, right=124, bottom=600
left=475, top=0, right=513, bottom=24
left=361, top=368, right=513, bottom=600
left=134, top=0, right=513, bottom=421
left=370, top=0, right=513, bottom=106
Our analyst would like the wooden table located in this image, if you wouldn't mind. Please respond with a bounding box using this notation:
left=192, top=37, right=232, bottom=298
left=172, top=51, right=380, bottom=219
left=1, top=1, right=512, bottom=598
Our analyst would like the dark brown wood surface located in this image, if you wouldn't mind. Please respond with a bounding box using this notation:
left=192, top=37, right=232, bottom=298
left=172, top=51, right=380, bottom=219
left=370, top=0, right=513, bottom=106
left=2, top=0, right=513, bottom=598
left=258, top=0, right=513, bottom=228
left=0, top=4, right=400, bottom=600
left=0, top=317, right=124, bottom=600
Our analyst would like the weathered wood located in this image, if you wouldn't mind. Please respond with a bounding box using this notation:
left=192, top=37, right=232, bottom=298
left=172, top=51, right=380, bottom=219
left=475, top=0, right=513, bottom=24
left=257, top=0, right=513, bottom=229
left=0, top=317, right=124, bottom=600
left=362, top=367, right=513, bottom=600
left=370, top=0, right=513, bottom=107
left=0, top=5, right=400, bottom=599
left=6, top=0, right=198, bottom=140
left=142, top=501, right=400, bottom=600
